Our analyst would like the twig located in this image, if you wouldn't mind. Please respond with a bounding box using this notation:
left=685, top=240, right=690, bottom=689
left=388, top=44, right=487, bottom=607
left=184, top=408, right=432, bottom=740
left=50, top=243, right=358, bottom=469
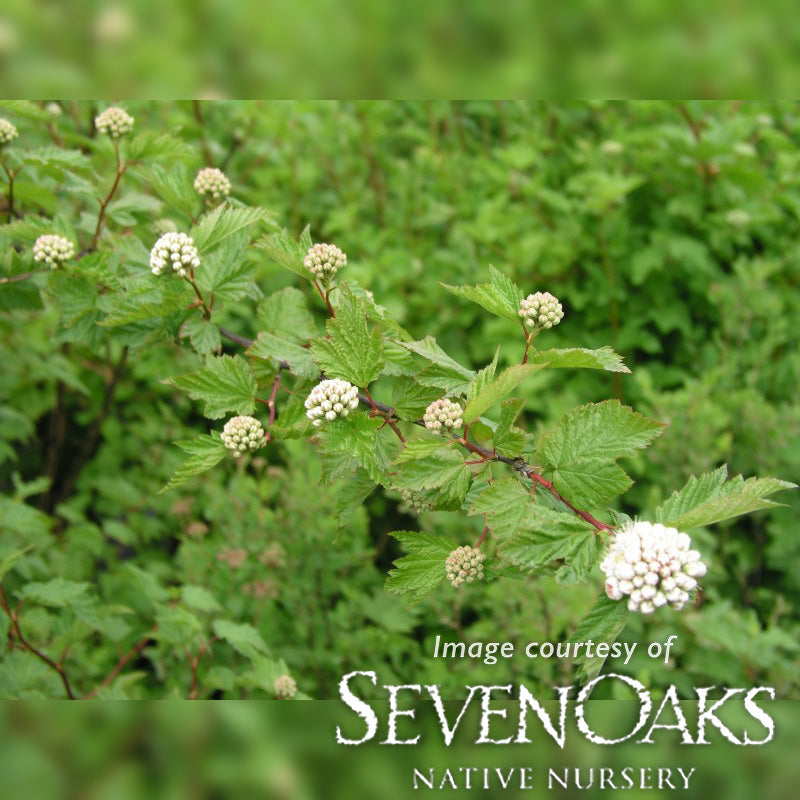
left=188, top=637, right=216, bottom=700
left=89, top=141, right=126, bottom=252
left=312, top=280, right=336, bottom=317
left=186, top=277, right=211, bottom=320
left=84, top=629, right=155, bottom=698
left=218, top=328, right=613, bottom=532
left=0, top=269, right=48, bottom=285
left=0, top=586, right=76, bottom=698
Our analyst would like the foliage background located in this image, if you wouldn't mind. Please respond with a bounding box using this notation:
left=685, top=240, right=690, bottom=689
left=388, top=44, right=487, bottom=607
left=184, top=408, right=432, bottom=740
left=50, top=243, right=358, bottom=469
left=0, top=100, right=798, bottom=700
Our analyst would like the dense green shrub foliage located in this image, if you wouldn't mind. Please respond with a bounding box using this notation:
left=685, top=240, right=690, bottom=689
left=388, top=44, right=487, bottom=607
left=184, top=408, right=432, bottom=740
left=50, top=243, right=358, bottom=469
left=0, top=101, right=797, bottom=699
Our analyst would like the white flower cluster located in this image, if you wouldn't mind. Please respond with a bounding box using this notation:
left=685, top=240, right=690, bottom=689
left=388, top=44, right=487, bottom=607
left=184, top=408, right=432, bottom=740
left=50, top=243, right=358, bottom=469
left=221, top=415, right=266, bottom=457
left=149, top=232, right=200, bottom=277
left=274, top=675, right=297, bottom=699
left=423, top=398, right=463, bottom=434
left=33, top=234, right=75, bottom=268
left=0, top=117, right=18, bottom=146
left=445, top=546, right=485, bottom=588
left=519, top=292, right=564, bottom=330
left=194, top=167, right=231, bottom=203
left=399, top=487, right=432, bottom=515
left=303, top=243, right=347, bottom=281
left=601, top=521, right=707, bottom=614
left=305, top=379, right=359, bottom=427
left=94, top=106, right=134, bottom=138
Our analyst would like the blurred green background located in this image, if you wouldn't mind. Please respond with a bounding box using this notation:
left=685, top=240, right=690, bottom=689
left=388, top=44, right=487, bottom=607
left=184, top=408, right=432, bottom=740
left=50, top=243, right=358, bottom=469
left=2, top=700, right=799, bottom=799
left=2, top=3, right=800, bottom=96
left=0, top=101, right=798, bottom=709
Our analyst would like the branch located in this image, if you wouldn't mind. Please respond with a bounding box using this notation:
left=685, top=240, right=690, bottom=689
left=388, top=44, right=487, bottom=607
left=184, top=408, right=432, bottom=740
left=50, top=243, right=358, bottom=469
left=84, top=628, right=155, bottom=698
left=89, top=142, right=126, bottom=252
left=0, top=586, right=76, bottom=698
left=217, top=328, right=613, bottom=532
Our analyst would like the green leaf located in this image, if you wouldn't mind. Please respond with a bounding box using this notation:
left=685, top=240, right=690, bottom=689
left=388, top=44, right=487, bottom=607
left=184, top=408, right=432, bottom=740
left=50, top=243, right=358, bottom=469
left=99, top=279, right=189, bottom=327
left=126, top=131, right=194, bottom=162
left=255, top=225, right=311, bottom=278
left=212, top=620, right=269, bottom=659
left=552, top=459, right=633, bottom=508
left=391, top=447, right=470, bottom=493
left=21, top=578, right=90, bottom=608
left=468, top=476, right=532, bottom=539
left=318, top=415, right=399, bottom=484
left=181, top=585, right=222, bottom=614
left=499, top=506, right=599, bottom=583
left=159, top=434, right=228, bottom=493
left=257, top=287, right=318, bottom=342
left=528, top=347, right=631, bottom=374
left=538, top=400, right=665, bottom=469
left=191, top=205, right=267, bottom=253
left=248, top=332, right=317, bottom=379
left=155, top=606, right=202, bottom=647
left=655, top=466, right=796, bottom=530
left=464, top=363, right=540, bottom=423
left=392, top=438, right=452, bottom=465
left=167, top=355, right=256, bottom=419
left=311, top=286, right=384, bottom=386
left=0, top=282, right=43, bottom=312
left=22, top=147, right=91, bottom=172
left=570, top=595, right=630, bottom=683
left=136, top=163, right=196, bottom=217
left=336, top=470, right=377, bottom=527
left=0, top=548, right=32, bottom=583
left=399, top=337, right=474, bottom=381
left=391, top=378, right=443, bottom=421
left=181, top=316, right=221, bottom=355
left=494, top=397, right=526, bottom=457
left=441, top=264, right=523, bottom=321
left=385, top=531, right=453, bottom=604
left=198, top=247, right=257, bottom=302
left=49, top=273, right=97, bottom=327
left=465, top=348, right=499, bottom=406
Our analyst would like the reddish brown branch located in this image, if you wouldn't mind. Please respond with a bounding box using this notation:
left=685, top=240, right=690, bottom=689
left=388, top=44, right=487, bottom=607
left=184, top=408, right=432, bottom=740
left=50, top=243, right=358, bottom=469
left=0, top=586, right=76, bottom=698
left=217, top=330, right=614, bottom=533
left=84, top=629, right=155, bottom=698
left=89, top=143, right=126, bottom=251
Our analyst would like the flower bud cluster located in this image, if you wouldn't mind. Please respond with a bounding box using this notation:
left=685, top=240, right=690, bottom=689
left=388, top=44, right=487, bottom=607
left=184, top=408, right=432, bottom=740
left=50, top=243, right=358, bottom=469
left=601, top=521, right=707, bottom=613
left=194, top=167, right=231, bottom=203
left=518, top=292, right=564, bottom=330
left=423, top=398, right=463, bottom=434
left=304, top=379, right=359, bottom=427
left=399, top=488, right=432, bottom=515
left=445, top=546, right=485, bottom=588
left=221, top=415, right=266, bottom=457
left=94, top=106, right=134, bottom=138
left=274, top=675, right=297, bottom=699
left=303, top=243, right=347, bottom=281
left=0, top=117, right=18, bottom=146
left=33, top=234, right=75, bottom=268
left=150, top=232, right=200, bottom=277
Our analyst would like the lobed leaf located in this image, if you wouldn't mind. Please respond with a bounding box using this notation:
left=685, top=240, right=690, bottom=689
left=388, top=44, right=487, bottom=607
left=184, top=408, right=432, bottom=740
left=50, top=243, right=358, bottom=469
left=463, top=363, right=541, bottom=423
left=656, top=466, right=796, bottom=530
left=167, top=355, right=256, bottom=419
left=385, top=531, right=453, bottom=604
left=310, top=286, right=384, bottom=386
left=528, top=346, right=631, bottom=373
left=159, top=434, right=228, bottom=493
left=537, top=400, right=664, bottom=469
left=441, top=264, right=523, bottom=322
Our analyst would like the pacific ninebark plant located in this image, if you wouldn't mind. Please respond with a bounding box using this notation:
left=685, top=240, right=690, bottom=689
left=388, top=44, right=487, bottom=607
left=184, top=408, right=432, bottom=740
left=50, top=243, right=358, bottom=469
left=0, top=103, right=796, bottom=697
